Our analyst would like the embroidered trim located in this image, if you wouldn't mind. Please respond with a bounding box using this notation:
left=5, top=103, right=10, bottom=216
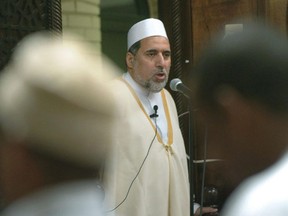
left=120, top=77, right=173, bottom=149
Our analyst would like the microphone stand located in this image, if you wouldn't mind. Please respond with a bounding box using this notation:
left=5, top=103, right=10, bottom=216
left=179, top=93, right=195, bottom=215
left=170, top=79, right=195, bottom=215
left=187, top=99, right=194, bottom=215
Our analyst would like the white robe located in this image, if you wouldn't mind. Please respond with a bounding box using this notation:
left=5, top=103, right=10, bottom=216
left=103, top=75, right=190, bottom=216
left=221, top=152, right=288, bottom=216
left=0, top=180, right=105, bottom=216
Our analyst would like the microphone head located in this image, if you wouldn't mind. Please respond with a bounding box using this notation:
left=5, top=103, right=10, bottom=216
left=153, top=105, right=158, bottom=112
left=170, top=78, right=182, bottom=91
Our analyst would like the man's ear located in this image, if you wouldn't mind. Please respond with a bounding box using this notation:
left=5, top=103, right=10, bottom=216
left=215, top=85, right=252, bottom=127
left=126, top=52, right=134, bottom=68
left=215, top=86, right=240, bottom=110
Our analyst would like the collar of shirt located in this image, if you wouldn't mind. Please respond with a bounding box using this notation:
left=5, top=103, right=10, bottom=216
left=122, top=72, right=161, bottom=111
left=122, top=72, right=168, bottom=144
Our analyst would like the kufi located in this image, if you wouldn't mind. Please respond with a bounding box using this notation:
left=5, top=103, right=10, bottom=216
left=0, top=32, right=119, bottom=168
left=127, top=18, right=168, bottom=50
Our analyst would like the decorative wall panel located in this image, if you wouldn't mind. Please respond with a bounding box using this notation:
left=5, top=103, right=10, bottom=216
left=0, top=0, right=62, bottom=71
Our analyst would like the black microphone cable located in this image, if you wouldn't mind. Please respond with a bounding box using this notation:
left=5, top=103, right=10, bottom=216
left=105, top=106, right=159, bottom=213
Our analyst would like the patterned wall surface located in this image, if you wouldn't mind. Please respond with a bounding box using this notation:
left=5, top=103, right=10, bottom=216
left=0, top=0, right=62, bottom=71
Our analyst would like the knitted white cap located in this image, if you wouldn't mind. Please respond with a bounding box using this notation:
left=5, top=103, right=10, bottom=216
left=0, top=32, right=119, bottom=168
left=127, top=18, right=168, bottom=50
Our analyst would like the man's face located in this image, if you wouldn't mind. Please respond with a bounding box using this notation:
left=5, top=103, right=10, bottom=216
left=128, top=36, right=171, bottom=92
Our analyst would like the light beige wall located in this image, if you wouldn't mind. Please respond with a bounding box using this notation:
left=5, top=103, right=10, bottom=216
left=61, top=0, right=101, bottom=55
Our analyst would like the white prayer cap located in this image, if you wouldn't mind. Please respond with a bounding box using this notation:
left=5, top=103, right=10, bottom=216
left=0, top=31, right=118, bottom=168
left=127, top=18, right=168, bottom=50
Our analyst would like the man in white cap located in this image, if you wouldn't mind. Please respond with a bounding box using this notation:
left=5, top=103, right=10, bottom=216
left=0, top=32, right=117, bottom=216
left=102, top=18, right=217, bottom=216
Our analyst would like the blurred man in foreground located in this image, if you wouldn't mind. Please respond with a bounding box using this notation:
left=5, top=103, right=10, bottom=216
left=0, top=32, right=117, bottom=216
left=191, top=22, right=288, bottom=215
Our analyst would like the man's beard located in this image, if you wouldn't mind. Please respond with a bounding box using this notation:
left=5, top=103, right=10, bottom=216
left=145, top=79, right=167, bottom=92
left=136, top=73, right=168, bottom=93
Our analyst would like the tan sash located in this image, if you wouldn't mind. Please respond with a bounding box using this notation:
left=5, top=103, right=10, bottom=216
left=120, top=78, right=174, bottom=153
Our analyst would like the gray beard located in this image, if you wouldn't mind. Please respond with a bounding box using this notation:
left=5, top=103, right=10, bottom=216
left=144, top=79, right=167, bottom=93
left=134, top=72, right=168, bottom=93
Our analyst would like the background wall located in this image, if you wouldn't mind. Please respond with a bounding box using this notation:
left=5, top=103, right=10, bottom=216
left=62, top=0, right=101, bottom=55
left=61, top=0, right=155, bottom=70
left=100, top=0, right=150, bottom=70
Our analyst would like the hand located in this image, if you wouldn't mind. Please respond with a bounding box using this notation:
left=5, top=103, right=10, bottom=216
left=194, top=206, right=218, bottom=216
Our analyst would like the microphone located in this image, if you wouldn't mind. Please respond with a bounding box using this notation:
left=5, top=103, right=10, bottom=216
left=170, top=78, right=192, bottom=98
left=149, top=105, right=158, bottom=118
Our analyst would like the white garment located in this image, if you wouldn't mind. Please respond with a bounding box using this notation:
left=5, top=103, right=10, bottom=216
left=0, top=180, right=104, bottom=216
left=122, top=73, right=168, bottom=143
left=221, top=152, right=288, bottom=216
left=103, top=76, right=190, bottom=216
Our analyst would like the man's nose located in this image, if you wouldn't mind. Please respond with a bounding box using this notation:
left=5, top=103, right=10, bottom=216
left=155, top=54, right=165, bottom=66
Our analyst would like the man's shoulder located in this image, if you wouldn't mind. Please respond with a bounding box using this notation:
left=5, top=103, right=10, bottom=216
left=162, top=88, right=175, bottom=103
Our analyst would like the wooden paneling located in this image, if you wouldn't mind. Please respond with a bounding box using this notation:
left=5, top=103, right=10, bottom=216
left=160, top=0, right=288, bottom=211
left=191, top=0, right=258, bottom=62
left=262, top=0, right=288, bottom=34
